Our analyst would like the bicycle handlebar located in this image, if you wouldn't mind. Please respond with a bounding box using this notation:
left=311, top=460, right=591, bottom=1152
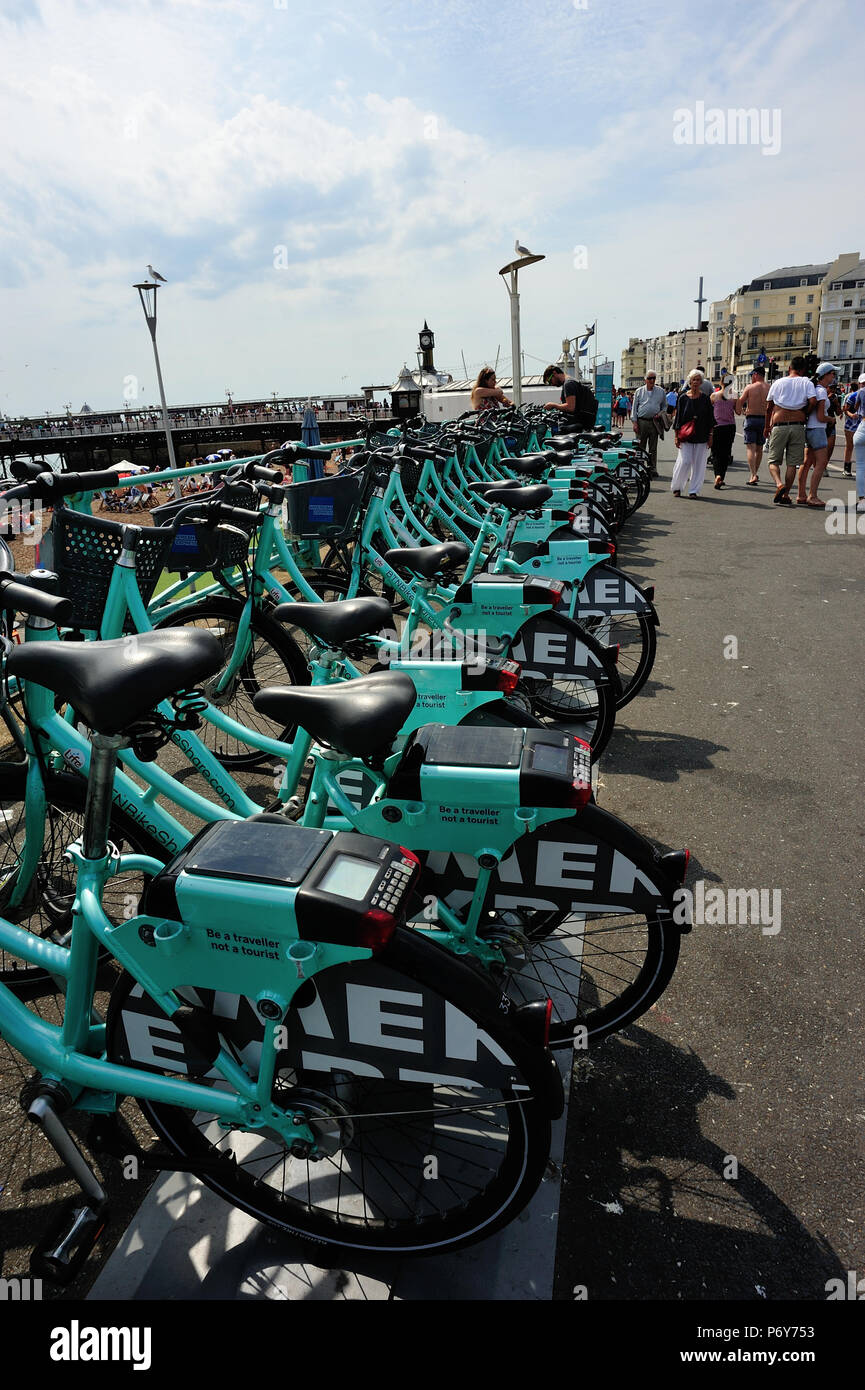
left=0, top=468, right=121, bottom=503
left=0, top=572, right=73, bottom=624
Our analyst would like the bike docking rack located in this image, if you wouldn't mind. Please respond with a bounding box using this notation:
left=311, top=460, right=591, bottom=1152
left=0, top=411, right=681, bottom=1303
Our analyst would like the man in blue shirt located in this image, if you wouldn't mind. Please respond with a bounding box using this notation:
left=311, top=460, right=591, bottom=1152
left=630, top=372, right=668, bottom=477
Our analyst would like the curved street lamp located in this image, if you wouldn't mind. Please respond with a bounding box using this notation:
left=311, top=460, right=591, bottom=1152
left=498, top=249, right=545, bottom=406
left=134, top=280, right=181, bottom=496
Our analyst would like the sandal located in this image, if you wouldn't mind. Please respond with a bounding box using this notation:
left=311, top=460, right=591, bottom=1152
left=806, top=498, right=826, bottom=508
left=746, top=478, right=759, bottom=486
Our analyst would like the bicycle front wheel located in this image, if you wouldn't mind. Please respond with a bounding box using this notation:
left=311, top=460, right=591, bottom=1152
left=156, top=598, right=310, bottom=768
left=0, top=768, right=168, bottom=988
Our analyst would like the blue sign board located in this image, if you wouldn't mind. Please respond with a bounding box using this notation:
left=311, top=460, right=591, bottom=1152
left=595, top=362, right=614, bottom=430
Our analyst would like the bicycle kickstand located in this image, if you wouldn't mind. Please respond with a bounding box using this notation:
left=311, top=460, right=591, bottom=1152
left=27, top=1081, right=110, bottom=1284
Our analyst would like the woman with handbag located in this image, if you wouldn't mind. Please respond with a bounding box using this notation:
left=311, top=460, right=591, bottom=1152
left=671, top=369, right=715, bottom=497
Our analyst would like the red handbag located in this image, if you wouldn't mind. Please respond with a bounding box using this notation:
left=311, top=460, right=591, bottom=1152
left=677, top=419, right=696, bottom=441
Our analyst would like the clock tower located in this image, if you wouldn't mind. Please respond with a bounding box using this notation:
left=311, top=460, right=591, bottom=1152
left=418, top=321, right=435, bottom=373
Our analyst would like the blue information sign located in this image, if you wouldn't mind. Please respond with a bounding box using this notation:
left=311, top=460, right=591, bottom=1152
left=595, top=362, right=614, bottom=430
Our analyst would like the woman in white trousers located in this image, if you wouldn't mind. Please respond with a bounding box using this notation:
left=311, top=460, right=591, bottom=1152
left=671, top=370, right=715, bottom=497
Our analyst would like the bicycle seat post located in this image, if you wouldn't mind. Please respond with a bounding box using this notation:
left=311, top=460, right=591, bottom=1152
left=81, top=732, right=126, bottom=861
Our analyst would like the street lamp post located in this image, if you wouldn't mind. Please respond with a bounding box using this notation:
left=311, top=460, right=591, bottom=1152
left=498, top=250, right=545, bottom=406
left=134, top=281, right=181, bottom=497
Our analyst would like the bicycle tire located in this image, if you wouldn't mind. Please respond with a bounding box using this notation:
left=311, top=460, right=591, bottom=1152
left=579, top=610, right=657, bottom=709
left=0, top=768, right=169, bottom=988
left=509, top=612, right=619, bottom=759
left=106, top=928, right=553, bottom=1255
left=156, top=598, right=310, bottom=769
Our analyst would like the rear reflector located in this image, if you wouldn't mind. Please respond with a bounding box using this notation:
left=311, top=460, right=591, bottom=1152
left=497, top=659, right=521, bottom=694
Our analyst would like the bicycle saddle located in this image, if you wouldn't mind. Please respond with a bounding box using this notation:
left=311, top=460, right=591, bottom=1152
left=508, top=453, right=555, bottom=476
left=483, top=484, right=553, bottom=512
left=7, top=629, right=223, bottom=736
left=382, top=543, right=469, bottom=579
left=253, top=671, right=417, bottom=758
left=273, top=596, right=393, bottom=646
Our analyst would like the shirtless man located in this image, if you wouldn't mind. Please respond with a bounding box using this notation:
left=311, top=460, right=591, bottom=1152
left=763, top=357, right=816, bottom=506
left=735, top=366, right=770, bottom=484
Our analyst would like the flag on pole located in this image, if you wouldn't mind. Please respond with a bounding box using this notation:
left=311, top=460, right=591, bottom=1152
left=577, top=323, right=596, bottom=355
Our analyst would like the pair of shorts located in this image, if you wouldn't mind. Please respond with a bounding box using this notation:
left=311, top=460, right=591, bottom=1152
left=744, top=415, right=765, bottom=444
left=805, top=426, right=827, bottom=450
left=845, top=418, right=858, bottom=432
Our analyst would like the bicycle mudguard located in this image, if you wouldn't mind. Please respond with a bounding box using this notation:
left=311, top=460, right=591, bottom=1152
left=575, top=563, right=659, bottom=624
left=418, top=803, right=683, bottom=922
left=107, top=927, right=564, bottom=1118
left=508, top=610, right=621, bottom=692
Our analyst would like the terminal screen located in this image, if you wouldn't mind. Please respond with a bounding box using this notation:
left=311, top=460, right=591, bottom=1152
left=318, top=855, right=380, bottom=900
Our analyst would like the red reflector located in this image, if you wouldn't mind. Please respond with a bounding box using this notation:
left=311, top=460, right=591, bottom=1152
left=569, top=780, right=592, bottom=809
left=606, top=541, right=616, bottom=556
left=543, top=997, right=553, bottom=1047
left=546, top=581, right=565, bottom=609
left=683, top=848, right=690, bottom=880
left=357, top=908, right=397, bottom=953
left=497, top=660, right=521, bottom=694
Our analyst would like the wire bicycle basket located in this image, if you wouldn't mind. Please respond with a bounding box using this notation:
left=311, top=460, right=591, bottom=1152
left=152, top=480, right=259, bottom=573
left=283, top=470, right=366, bottom=540
left=47, top=509, right=174, bottom=631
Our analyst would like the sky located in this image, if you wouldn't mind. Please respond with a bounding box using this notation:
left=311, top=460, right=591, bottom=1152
left=0, top=0, right=861, bottom=415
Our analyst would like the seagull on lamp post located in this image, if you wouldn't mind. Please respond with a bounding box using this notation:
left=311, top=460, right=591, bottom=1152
left=514, top=239, right=533, bottom=257
left=146, top=264, right=167, bottom=283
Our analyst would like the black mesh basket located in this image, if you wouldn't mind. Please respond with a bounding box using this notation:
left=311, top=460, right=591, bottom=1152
left=398, top=455, right=424, bottom=504
left=151, top=480, right=258, bottom=573
left=284, top=471, right=366, bottom=540
left=49, top=509, right=173, bottom=631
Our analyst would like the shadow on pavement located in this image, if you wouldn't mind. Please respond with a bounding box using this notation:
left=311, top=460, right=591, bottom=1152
left=553, top=1026, right=845, bottom=1301
left=603, top=727, right=727, bottom=781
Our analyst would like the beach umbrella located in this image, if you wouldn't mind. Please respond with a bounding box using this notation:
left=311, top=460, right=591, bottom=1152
left=301, top=404, right=324, bottom=479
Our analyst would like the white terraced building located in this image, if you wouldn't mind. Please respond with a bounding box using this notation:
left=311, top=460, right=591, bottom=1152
left=817, top=259, right=865, bottom=387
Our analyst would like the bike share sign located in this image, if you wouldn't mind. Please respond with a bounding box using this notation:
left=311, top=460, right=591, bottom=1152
left=595, top=361, right=614, bottom=431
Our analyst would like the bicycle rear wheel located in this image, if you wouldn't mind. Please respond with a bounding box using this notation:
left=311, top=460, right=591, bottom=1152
left=107, top=930, right=553, bottom=1255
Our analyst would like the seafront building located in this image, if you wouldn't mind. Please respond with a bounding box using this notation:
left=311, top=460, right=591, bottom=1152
left=619, top=328, right=708, bottom=391
left=817, top=259, right=865, bottom=386
left=707, top=252, right=860, bottom=389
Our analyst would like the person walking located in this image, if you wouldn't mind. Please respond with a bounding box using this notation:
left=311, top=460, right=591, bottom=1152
left=710, top=379, right=737, bottom=488
left=842, top=383, right=859, bottom=476
left=851, top=373, right=865, bottom=513
left=764, top=356, right=816, bottom=507
left=671, top=369, right=714, bottom=497
left=630, top=371, right=667, bottom=478
left=796, top=363, right=836, bottom=508
left=666, top=385, right=679, bottom=414
left=735, top=366, right=770, bottom=484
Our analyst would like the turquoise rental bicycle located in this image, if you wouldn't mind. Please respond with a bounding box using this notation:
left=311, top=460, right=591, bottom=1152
left=0, top=593, right=563, bottom=1276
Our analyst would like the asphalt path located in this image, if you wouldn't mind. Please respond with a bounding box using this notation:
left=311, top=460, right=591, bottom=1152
left=554, top=435, right=864, bottom=1301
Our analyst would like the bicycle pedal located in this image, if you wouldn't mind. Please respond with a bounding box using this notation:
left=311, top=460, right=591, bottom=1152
left=30, top=1199, right=109, bottom=1284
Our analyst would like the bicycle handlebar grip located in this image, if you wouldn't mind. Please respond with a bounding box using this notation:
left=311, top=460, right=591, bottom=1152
left=0, top=475, right=55, bottom=502
left=245, top=464, right=283, bottom=483
left=217, top=503, right=261, bottom=527
left=59, top=469, right=122, bottom=495
left=0, top=576, right=73, bottom=625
